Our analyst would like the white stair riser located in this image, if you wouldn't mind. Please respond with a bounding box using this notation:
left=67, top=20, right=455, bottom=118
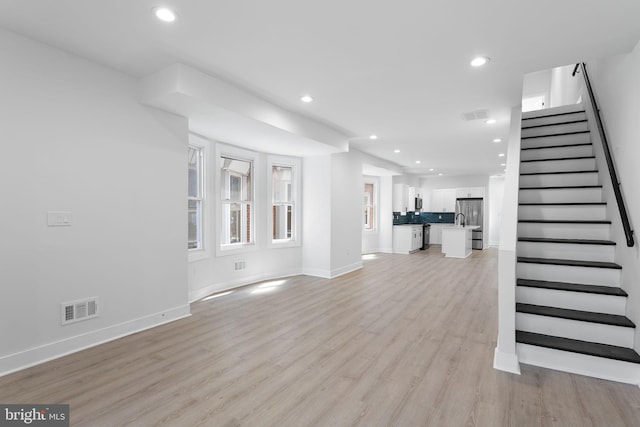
left=520, top=158, right=596, bottom=174
left=516, top=343, right=640, bottom=385
left=521, top=132, right=591, bottom=149
left=516, top=287, right=626, bottom=315
left=522, top=104, right=586, bottom=120
left=522, top=112, right=587, bottom=128
left=519, top=172, right=598, bottom=187
left=518, top=204, right=606, bottom=220
left=521, top=121, right=589, bottom=138
left=520, top=144, right=593, bottom=161
left=517, top=222, right=610, bottom=240
left=517, top=262, right=620, bottom=286
left=519, top=188, right=602, bottom=203
left=516, top=313, right=633, bottom=347
left=517, top=241, right=615, bottom=262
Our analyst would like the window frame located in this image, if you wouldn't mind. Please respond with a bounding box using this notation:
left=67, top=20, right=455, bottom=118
left=363, top=178, right=378, bottom=232
left=267, top=155, right=301, bottom=248
left=188, top=136, right=211, bottom=262
left=215, top=143, right=258, bottom=256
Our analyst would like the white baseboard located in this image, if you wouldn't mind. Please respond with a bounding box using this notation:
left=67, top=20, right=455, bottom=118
left=0, top=304, right=191, bottom=377
left=189, top=269, right=302, bottom=302
left=329, top=261, right=363, bottom=278
left=303, top=261, right=363, bottom=279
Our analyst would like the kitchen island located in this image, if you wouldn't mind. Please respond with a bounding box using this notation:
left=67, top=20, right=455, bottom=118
left=441, top=225, right=480, bottom=258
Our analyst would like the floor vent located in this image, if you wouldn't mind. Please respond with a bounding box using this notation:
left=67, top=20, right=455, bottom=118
left=61, top=297, right=99, bottom=325
left=234, top=260, right=246, bottom=271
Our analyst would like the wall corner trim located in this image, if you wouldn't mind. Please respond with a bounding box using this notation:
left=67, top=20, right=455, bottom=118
left=493, top=347, right=521, bottom=375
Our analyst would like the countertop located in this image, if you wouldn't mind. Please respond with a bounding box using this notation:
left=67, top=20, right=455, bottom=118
left=442, top=225, right=480, bottom=230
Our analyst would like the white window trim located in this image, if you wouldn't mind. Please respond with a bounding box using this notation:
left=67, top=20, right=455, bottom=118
left=363, top=176, right=379, bottom=233
left=215, top=143, right=259, bottom=257
left=267, top=155, right=301, bottom=249
left=188, top=135, right=211, bottom=263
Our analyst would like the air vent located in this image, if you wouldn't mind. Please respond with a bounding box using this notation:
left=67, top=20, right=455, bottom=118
left=462, top=109, right=489, bottom=121
left=234, top=260, right=246, bottom=271
left=61, top=297, right=99, bottom=325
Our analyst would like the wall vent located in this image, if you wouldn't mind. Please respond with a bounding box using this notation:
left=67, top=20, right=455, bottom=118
left=462, top=109, right=489, bottom=121
left=234, top=260, right=246, bottom=271
left=61, top=297, right=99, bottom=325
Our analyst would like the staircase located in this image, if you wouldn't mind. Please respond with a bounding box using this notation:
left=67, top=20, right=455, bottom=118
left=514, top=103, right=640, bottom=384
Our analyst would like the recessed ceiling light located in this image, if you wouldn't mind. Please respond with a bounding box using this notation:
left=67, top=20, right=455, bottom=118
left=471, top=56, right=490, bottom=67
left=438, top=173, right=443, bottom=176
left=154, top=7, right=177, bottom=22
left=300, top=95, right=313, bottom=103
left=369, top=134, right=378, bottom=140
left=493, top=138, right=502, bottom=143
left=415, top=160, right=421, bottom=164
left=429, top=168, right=434, bottom=172
left=394, top=149, right=400, bottom=153
left=485, top=119, right=497, bottom=125
left=500, top=163, right=506, bottom=166
left=498, top=153, right=505, bottom=157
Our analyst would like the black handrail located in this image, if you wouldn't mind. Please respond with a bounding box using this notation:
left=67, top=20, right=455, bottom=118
left=578, top=62, right=634, bottom=247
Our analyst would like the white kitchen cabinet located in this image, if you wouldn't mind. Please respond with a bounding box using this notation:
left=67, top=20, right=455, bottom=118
left=393, top=225, right=423, bottom=254
left=407, top=186, right=416, bottom=210
left=431, top=188, right=456, bottom=212
left=456, top=187, right=485, bottom=198
left=393, top=184, right=409, bottom=212
left=429, top=223, right=444, bottom=245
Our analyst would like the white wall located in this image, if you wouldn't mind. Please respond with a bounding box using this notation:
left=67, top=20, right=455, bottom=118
left=331, top=152, right=364, bottom=275
left=586, top=40, right=640, bottom=351
left=493, top=105, right=523, bottom=375
left=523, top=69, right=552, bottom=108
left=549, top=64, right=584, bottom=108
left=302, top=155, right=333, bottom=277
left=488, top=176, right=505, bottom=247
left=0, top=29, right=190, bottom=375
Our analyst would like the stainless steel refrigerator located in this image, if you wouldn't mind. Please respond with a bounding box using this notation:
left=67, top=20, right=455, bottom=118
left=455, top=198, right=483, bottom=249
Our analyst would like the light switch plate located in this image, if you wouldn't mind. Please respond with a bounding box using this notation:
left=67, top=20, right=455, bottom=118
left=47, top=211, right=73, bottom=227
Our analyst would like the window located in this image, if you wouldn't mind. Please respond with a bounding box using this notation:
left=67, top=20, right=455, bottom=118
left=188, top=145, right=203, bottom=250
left=272, top=165, right=294, bottom=241
left=268, top=155, right=300, bottom=248
left=220, top=156, right=253, bottom=246
left=364, top=182, right=374, bottom=230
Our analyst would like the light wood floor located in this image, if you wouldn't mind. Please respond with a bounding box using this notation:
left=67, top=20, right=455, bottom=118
left=2, top=248, right=640, bottom=426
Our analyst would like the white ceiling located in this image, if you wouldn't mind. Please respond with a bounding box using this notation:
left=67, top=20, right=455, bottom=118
left=2, top=0, right=640, bottom=177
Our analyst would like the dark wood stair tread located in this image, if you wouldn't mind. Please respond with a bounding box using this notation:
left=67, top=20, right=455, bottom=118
left=518, top=219, right=611, bottom=224
left=516, top=331, right=640, bottom=364
left=519, top=202, right=606, bottom=206
left=522, top=110, right=586, bottom=121
left=516, top=303, right=634, bottom=327
left=521, top=119, right=588, bottom=130
left=522, top=130, right=590, bottom=140
left=516, top=278, right=627, bottom=297
left=518, top=237, right=615, bottom=245
left=519, top=185, right=602, bottom=190
left=520, top=170, right=597, bottom=176
left=517, top=257, right=621, bottom=269
left=521, top=142, right=592, bottom=151
left=521, top=156, right=595, bottom=163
